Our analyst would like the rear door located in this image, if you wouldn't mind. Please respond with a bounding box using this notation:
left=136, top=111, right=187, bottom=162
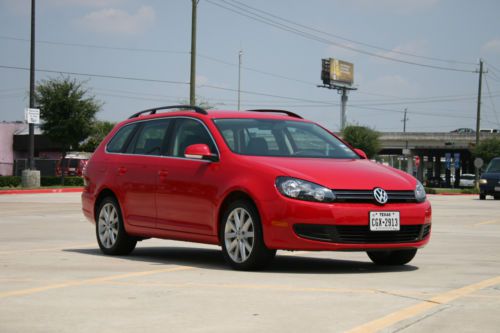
left=115, top=118, right=172, bottom=228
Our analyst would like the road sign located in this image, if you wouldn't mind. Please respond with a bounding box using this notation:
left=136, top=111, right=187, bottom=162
left=25, top=108, right=40, bottom=124
left=474, top=157, right=484, bottom=169
left=445, top=153, right=451, bottom=169
left=454, top=153, right=461, bottom=169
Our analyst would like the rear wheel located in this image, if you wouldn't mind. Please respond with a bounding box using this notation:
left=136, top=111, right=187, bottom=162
left=96, top=197, right=136, bottom=255
left=479, top=194, right=486, bottom=200
left=367, top=249, right=417, bottom=265
left=220, top=200, right=276, bottom=270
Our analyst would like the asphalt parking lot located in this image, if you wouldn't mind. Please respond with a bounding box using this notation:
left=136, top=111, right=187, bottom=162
left=0, top=193, right=499, bottom=332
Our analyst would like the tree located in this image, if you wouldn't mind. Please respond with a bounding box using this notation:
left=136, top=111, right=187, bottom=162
left=80, top=120, right=116, bottom=152
left=36, top=77, right=101, bottom=183
left=474, top=137, right=500, bottom=165
left=341, top=125, right=381, bottom=159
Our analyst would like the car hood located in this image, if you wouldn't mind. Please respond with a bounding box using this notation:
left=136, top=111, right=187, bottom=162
left=243, top=157, right=416, bottom=190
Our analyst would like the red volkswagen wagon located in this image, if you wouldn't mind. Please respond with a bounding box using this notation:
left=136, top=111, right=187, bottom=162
left=82, top=106, right=431, bottom=270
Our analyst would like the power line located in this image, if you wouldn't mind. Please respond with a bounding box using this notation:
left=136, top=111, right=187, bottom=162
left=0, top=64, right=189, bottom=85
left=0, top=35, right=188, bottom=55
left=206, top=0, right=476, bottom=73
left=227, top=0, right=475, bottom=66
left=0, top=35, right=318, bottom=87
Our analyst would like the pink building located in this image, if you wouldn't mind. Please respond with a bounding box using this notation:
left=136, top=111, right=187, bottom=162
left=0, top=122, right=25, bottom=176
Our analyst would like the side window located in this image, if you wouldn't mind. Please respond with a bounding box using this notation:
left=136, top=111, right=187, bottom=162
left=107, top=124, right=136, bottom=153
left=172, top=118, right=217, bottom=157
left=128, top=119, right=171, bottom=156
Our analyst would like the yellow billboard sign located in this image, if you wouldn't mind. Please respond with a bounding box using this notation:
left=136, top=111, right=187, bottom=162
left=330, top=59, right=354, bottom=85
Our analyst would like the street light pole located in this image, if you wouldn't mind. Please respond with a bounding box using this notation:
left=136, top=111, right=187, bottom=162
left=238, top=50, right=242, bottom=110
left=22, top=0, right=40, bottom=188
left=189, top=0, right=198, bottom=105
left=475, top=59, right=484, bottom=187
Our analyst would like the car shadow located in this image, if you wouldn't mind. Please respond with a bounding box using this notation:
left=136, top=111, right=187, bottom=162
left=65, top=246, right=418, bottom=274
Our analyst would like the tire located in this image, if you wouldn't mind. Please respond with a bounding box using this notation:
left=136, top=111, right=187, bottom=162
left=96, top=196, right=137, bottom=255
left=494, top=195, right=500, bottom=200
left=367, top=249, right=417, bottom=265
left=479, top=194, right=486, bottom=200
left=220, top=200, right=276, bottom=270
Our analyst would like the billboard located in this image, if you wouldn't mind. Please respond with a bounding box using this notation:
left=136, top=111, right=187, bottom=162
left=321, top=58, right=354, bottom=86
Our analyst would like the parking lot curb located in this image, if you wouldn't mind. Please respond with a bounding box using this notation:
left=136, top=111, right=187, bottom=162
left=0, top=188, right=83, bottom=195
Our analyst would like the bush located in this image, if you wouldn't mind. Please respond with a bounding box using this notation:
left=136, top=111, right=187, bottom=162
left=40, top=176, right=84, bottom=186
left=0, top=176, right=22, bottom=187
left=424, top=187, right=437, bottom=194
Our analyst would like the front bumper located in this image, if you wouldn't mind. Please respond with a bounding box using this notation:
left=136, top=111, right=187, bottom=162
left=260, top=198, right=432, bottom=251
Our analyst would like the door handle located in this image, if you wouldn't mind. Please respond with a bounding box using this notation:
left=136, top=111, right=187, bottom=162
left=117, top=166, right=127, bottom=175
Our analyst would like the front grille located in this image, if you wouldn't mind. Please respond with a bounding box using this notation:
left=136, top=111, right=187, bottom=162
left=333, top=190, right=416, bottom=203
left=294, top=224, right=431, bottom=244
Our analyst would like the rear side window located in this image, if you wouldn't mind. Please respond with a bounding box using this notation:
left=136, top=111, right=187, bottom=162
left=107, top=124, right=136, bottom=153
left=128, top=119, right=171, bottom=156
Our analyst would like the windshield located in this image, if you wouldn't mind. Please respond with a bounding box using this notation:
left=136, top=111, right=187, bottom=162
left=485, top=159, right=500, bottom=173
left=214, top=118, right=359, bottom=159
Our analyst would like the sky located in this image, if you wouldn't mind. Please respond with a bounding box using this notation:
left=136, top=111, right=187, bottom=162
left=1, top=0, right=500, bottom=132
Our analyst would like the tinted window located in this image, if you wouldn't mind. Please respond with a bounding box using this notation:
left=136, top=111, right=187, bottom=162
left=214, top=118, right=358, bottom=159
left=128, top=119, right=171, bottom=156
left=486, top=159, right=500, bottom=173
left=107, top=124, right=136, bottom=153
left=172, top=118, right=217, bottom=157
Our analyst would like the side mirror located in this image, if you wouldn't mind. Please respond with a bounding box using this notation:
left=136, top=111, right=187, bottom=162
left=354, top=148, right=368, bottom=159
left=184, top=144, right=219, bottom=162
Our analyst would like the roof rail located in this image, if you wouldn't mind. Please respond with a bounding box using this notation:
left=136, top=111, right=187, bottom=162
left=128, top=105, right=207, bottom=119
left=246, top=109, right=303, bottom=119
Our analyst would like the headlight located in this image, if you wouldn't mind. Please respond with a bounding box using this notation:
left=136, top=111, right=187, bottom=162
left=415, top=181, right=426, bottom=202
left=479, top=179, right=487, bottom=185
left=276, top=177, right=335, bottom=203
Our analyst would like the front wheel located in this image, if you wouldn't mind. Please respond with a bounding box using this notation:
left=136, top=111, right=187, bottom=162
left=220, top=200, right=276, bottom=270
left=96, top=197, right=137, bottom=255
left=367, top=249, right=417, bottom=265
left=479, top=194, right=486, bottom=200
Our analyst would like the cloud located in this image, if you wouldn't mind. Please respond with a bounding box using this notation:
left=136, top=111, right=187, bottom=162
left=349, top=0, right=439, bottom=13
left=481, top=38, right=500, bottom=55
left=47, top=0, right=125, bottom=7
left=376, top=39, right=430, bottom=61
left=362, top=75, right=421, bottom=98
left=196, top=75, right=209, bottom=87
left=76, top=6, right=155, bottom=35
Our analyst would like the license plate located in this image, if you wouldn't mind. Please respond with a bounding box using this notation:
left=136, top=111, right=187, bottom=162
left=370, top=211, right=400, bottom=231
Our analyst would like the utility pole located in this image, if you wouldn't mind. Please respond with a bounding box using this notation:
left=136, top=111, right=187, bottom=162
left=28, top=0, right=36, bottom=170
left=189, top=0, right=198, bottom=105
left=402, top=108, right=408, bottom=133
left=475, top=59, right=484, bottom=186
left=238, top=50, right=242, bottom=110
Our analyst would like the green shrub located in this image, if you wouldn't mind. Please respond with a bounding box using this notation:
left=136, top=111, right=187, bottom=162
left=40, top=176, right=84, bottom=186
left=424, top=187, right=437, bottom=194
left=0, top=176, right=22, bottom=187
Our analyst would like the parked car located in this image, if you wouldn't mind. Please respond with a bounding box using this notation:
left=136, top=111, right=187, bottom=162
left=56, top=157, right=88, bottom=177
left=459, top=174, right=475, bottom=188
left=81, top=105, right=432, bottom=270
left=479, top=157, right=500, bottom=200
left=450, top=128, right=475, bottom=134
